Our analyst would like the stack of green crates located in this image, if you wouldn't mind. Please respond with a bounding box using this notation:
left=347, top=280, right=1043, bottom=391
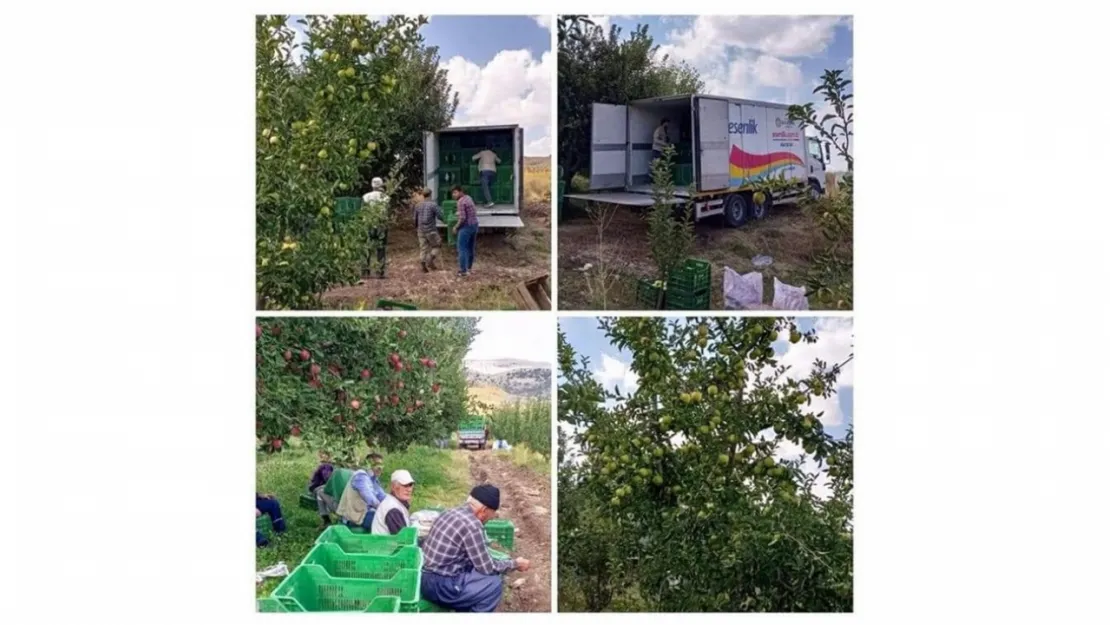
left=665, top=258, right=711, bottom=310
left=260, top=527, right=422, bottom=613
left=334, top=196, right=363, bottom=224
left=634, top=259, right=712, bottom=310
left=674, top=164, right=694, bottom=186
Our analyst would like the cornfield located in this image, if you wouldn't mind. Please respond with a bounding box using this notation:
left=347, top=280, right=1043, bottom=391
left=488, top=398, right=551, bottom=455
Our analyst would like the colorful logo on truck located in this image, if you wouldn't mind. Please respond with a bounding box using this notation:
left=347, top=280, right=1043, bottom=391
left=728, top=146, right=804, bottom=183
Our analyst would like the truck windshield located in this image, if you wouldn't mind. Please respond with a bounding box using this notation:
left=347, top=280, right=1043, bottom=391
left=808, top=138, right=823, bottom=162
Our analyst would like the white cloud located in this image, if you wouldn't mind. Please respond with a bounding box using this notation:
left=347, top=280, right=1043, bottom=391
left=663, top=15, right=845, bottom=64
left=593, top=353, right=640, bottom=396
left=467, top=316, right=553, bottom=364
left=533, top=15, right=552, bottom=31
left=442, top=49, right=552, bottom=156
left=587, top=15, right=612, bottom=32
left=773, top=318, right=854, bottom=426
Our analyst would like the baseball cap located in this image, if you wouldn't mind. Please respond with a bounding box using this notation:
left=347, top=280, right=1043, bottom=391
left=391, top=469, right=415, bottom=486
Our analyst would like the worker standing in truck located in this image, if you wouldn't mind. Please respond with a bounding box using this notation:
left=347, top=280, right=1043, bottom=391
left=471, top=144, right=501, bottom=208
left=652, top=117, right=672, bottom=163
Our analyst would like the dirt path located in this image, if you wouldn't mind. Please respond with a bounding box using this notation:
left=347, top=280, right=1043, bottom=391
left=321, top=201, right=550, bottom=310
left=467, top=450, right=551, bottom=613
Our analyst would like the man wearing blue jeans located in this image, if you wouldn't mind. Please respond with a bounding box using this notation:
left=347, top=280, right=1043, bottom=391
left=256, top=493, right=286, bottom=547
left=472, top=145, right=501, bottom=207
left=451, top=186, right=479, bottom=277
left=336, top=453, right=387, bottom=531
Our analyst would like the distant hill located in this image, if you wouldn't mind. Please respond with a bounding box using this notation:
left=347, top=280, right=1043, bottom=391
left=465, top=358, right=551, bottom=399
left=524, top=156, right=551, bottom=168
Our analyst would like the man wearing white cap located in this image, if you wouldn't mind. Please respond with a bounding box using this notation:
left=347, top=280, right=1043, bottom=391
left=361, top=176, right=390, bottom=280
left=371, top=469, right=416, bottom=535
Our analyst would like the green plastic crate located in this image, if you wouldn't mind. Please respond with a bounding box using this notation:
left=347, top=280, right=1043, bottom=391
left=636, top=278, right=666, bottom=310
left=299, top=492, right=318, bottom=510
left=256, top=515, right=271, bottom=534
left=459, top=418, right=485, bottom=430
left=302, top=543, right=423, bottom=581
left=490, top=548, right=510, bottom=561
left=485, top=519, right=515, bottom=550
left=439, top=150, right=463, bottom=167
left=441, top=201, right=458, bottom=223
left=665, top=289, right=711, bottom=310
left=674, top=164, right=694, bottom=186
left=334, top=196, right=362, bottom=223
left=438, top=167, right=462, bottom=186
left=440, top=135, right=461, bottom=150
left=400, top=598, right=451, bottom=613
left=269, top=565, right=412, bottom=612
left=257, top=597, right=288, bottom=612
left=668, top=259, right=711, bottom=295
left=375, top=299, right=417, bottom=311
left=316, top=525, right=419, bottom=555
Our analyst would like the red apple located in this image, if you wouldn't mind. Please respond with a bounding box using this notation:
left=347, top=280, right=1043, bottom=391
left=291, top=425, right=301, bottom=436
left=406, top=406, right=414, bottom=414
left=271, top=439, right=283, bottom=450
left=399, top=330, right=408, bottom=339
left=283, top=350, right=292, bottom=362
left=397, top=381, right=405, bottom=390
left=270, top=325, right=282, bottom=337
left=361, top=369, right=371, bottom=380
left=432, top=384, right=441, bottom=393
left=415, top=400, right=425, bottom=409
left=300, top=349, right=310, bottom=361
left=310, top=364, right=321, bottom=376
left=390, top=352, right=401, bottom=363
left=256, top=324, right=262, bottom=338
left=429, top=360, right=437, bottom=368
left=351, top=399, right=361, bottom=410
left=390, top=394, right=399, bottom=406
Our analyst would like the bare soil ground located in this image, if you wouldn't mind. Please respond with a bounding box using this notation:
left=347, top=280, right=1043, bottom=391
left=468, top=450, right=551, bottom=613
left=557, top=199, right=825, bottom=310
left=322, top=164, right=551, bottom=310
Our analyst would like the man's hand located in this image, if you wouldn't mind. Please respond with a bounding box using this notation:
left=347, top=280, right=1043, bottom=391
left=514, top=557, right=531, bottom=572
left=260, top=493, right=275, bottom=499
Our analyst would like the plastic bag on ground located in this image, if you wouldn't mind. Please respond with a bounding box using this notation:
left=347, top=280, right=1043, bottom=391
left=772, top=277, right=809, bottom=310
left=723, top=266, right=764, bottom=310
left=256, top=561, right=289, bottom=584
left=409, top=509, right=442, bottom=538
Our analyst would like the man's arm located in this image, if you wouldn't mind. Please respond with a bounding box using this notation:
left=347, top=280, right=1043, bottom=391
left=351, top=472, right=380, bottom=508
left=384, top=509, right=408, bottom=534
left=495, top=154, right=501, bottom=164
left=472, top=152, right=481, bottom=161
left=462, top=522, right=514, bottom=575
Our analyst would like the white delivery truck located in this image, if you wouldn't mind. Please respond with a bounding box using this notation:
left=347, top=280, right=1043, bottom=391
left=566, top=95, right=831, bottom=226
left=423, top=124, right=525, bottom=230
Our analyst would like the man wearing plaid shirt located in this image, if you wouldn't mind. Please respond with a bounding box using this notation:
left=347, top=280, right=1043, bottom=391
left=450, top=185, right=479, bottom=277
left=420, top=484, right=531, bottom=612
left=412, top=188, right=442, bottom=272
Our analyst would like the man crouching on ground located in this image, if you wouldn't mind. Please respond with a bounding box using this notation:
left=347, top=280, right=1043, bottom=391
left=412, top=187, right=442, bottom=273
left=420, top=485, right=530, bottom=612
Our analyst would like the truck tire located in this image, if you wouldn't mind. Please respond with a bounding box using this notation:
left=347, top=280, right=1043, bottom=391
left=808, top=179, right=823, bottom=201
left=752, top=192, right=771, bottom=220
left=724, top=193, right=750, bottom=228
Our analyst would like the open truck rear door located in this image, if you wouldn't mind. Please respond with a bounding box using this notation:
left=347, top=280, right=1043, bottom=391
left=693, top=96, right=730, bottom=192
left=423, top=130, right=439, bottom=203
left=590, top=103, right=628, bottom=190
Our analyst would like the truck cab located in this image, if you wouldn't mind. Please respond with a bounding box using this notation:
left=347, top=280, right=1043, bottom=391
left=805, top=135, right=828, bottom=198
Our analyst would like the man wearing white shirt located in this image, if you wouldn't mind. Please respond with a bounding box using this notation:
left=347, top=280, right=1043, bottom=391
left=472, top=145, right=501, bottom=208
left=362, top=177, right=390, bottom=279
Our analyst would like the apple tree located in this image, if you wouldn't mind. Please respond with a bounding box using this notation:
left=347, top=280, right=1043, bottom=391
left=256, top=317, right=477, bottom=463
left=557, top=317, right=853, bottom=612
left=256, top=15, right=435, bottom=309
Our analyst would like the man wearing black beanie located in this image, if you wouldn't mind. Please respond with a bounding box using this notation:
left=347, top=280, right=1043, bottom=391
left=420, top=484, right=531, bottom=612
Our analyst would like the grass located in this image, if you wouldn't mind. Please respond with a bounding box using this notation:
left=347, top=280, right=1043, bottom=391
left=524, top=157, right=551, bottom=206
left=557, top=181, right=829, bottom=310
left=255, top=442, right=470, bottom=598
left=496, top=444, right=550, bottom=475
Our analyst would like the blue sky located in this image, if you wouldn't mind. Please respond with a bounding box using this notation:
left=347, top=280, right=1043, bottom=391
left=285, top=15, right=552, bottom=155
left=559, top=316, right=854, bottom=441
left=582, top=15, right=853, bottom=170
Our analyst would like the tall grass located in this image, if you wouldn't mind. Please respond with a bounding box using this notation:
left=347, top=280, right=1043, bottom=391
left=488, top=399, right=550, bottom=456
left=524, top=160, right=551, bottom=206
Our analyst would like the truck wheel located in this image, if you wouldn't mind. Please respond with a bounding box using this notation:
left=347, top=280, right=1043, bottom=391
left=752, top=192, right=771, bottom=220
left=809, top=179, right=823, bottom=201
left=724, top=193, right=750, bottom=228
